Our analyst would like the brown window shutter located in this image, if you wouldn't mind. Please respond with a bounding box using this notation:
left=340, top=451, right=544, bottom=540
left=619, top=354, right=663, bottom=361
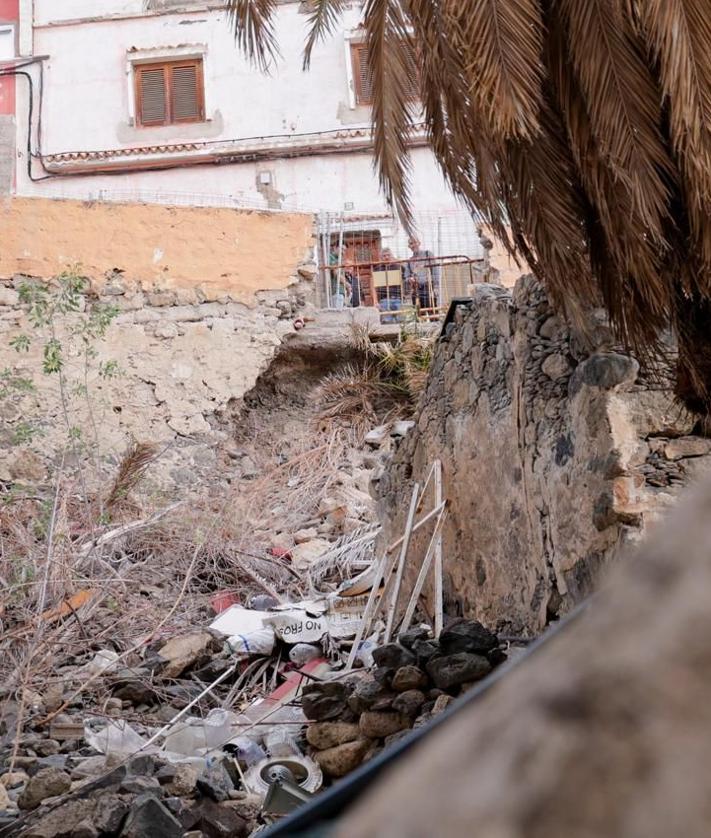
left=137, top=66, right=167, bottom=126
left=171, top=62, right=204, bottom=122
left=351, top=43, right=418, bottom=106
left=134, top=58, right=205, bottom=127
left=352, top=44, right=373, bottom=106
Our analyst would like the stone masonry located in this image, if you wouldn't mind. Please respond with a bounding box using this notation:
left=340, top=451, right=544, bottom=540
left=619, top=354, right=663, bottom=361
left=375, top=276, right=711, bottom=635
left=0, top=270, right=319, bottom=491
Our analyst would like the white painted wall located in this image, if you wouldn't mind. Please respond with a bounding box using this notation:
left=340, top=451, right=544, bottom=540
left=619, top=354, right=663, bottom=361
left=18, top=0, right=476, bottom=253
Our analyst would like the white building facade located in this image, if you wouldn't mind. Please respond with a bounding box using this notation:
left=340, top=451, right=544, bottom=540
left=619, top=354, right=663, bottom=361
left=2, top=1, right=487, bottom=302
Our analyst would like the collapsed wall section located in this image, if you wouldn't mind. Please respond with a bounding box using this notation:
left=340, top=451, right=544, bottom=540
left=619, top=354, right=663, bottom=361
left=375, top=276, right=711, bottom=634
left=0, top=197, right=317, bottom=490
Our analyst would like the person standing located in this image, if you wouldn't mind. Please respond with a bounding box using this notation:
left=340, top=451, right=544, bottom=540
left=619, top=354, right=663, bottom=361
left=405, top=236, right=440, bottom=311
left=329, top=242, right=353, bottom=309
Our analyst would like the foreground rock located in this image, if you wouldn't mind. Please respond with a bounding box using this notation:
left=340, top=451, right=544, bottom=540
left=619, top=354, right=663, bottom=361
left=334, top=477, right=711, bottom=837
left=18, top=768, right=71, bottom=811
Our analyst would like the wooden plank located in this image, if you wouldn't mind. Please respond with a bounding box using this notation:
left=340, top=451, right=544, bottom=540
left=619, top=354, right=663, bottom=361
left=399, top=505, right=448, bottom=635
left=434, top=459, right=444, bottom=637
left=384, top=483, right=420, bottom=643
left=385, top=501, right=446, bottom=554
left=345, top=550, right=391, bottom=670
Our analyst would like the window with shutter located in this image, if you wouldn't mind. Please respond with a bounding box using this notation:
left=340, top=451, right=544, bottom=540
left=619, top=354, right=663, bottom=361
left=134, top=58, right=205, bottom=128
left=351, top=42, right=419, bottom=107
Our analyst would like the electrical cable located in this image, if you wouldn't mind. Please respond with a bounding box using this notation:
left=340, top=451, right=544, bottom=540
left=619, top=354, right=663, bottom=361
left=0, top=57, right=53, bottom=182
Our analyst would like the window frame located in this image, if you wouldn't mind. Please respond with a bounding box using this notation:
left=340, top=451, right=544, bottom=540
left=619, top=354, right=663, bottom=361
left=133, top=57, right=205, bottom=128
left=0, top=25, right=16, bottom=61
left=349, top=41, right=420, bottom=108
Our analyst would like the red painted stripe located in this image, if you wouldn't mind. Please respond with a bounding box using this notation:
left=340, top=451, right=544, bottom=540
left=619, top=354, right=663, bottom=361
left=0, top=0, right=19, bottom=20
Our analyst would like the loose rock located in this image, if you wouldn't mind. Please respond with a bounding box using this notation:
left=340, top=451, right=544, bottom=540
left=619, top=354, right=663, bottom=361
left=306, top=721, right=361, bottom=751
left=347, top=679, right=390, bottom=714
left=439, top=620, right=499, bottom=656
left=18, top=767, right=71, bottom=810
left=372, top=644, right=416, bottom=670
left=157, top=631, right=216, bottom=678
left=121, top=795, right=183, bottom=838
left=165, top=764, right=199, bottom=798
left=359, top=711, right=409, bottom=739
left=391, top=665, right=429, bottom=692
left=302, top=682, right=349, bottom=721
left=427, top=653, right=492, bottom=691
left=392, top=689, right=426, bottom=718
left=313, top=740, right=370, bottom=778
left=192, top=798, right=247, bottom=838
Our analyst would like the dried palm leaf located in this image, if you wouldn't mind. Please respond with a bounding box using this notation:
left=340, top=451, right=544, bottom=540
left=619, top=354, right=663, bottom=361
left=228, top=0, right=711, bottom=413
left=105, top=442, right=157, bottom=512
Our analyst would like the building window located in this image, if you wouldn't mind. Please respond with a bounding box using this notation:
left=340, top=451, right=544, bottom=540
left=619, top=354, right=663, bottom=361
left=0, top=26, right=15, bottom=61
left=350, top=42, right=419, bottom=107
left=134, top=58, right=204, bottom=127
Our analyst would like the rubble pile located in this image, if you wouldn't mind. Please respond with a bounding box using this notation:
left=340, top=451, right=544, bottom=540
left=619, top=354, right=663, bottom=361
left=0, top=611, right=508, bottom=835
left=302, top=620, right=507, bottom=779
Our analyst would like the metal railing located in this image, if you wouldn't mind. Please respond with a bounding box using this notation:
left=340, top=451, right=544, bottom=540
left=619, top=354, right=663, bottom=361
left=321, top=254, right=491, bottom=321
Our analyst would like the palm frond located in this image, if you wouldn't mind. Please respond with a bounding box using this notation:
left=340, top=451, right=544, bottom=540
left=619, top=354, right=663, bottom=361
left=363, top=0, right=416, bottom=226
left=445, top=0, right=544, bottom=140
left=557, top=0, right=673, bottom=239
left=640, top=0, right=711, bottom=273
left=227, top=0, right=280, bottom=72
left=229, top=0, right=711, bottom=414
left=303, top=0, right=346, bottom=70
left=105, top=442, right=158, bottom=512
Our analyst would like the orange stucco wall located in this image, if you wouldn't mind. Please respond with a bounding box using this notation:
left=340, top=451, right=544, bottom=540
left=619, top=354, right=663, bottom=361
left=0, top=197, right=314, bottom=301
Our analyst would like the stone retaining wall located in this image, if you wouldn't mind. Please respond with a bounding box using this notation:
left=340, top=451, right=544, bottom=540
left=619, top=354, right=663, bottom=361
left=0, top=197, right=318, bottom=492
left=375, top=276, right=711, bottom=634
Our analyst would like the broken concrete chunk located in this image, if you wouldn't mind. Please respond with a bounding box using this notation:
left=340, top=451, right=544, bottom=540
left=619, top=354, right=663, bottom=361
left=157, top=630, right=215, bottom=678
left=313, top=739, right=370, bottom=778
left=426, top=653, right=492, bottom=691
left=18, top=767, right=71, bottom=810
left=290, top=538, right=332, bottom=571
left=306, top=721, right=361, bottom=751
